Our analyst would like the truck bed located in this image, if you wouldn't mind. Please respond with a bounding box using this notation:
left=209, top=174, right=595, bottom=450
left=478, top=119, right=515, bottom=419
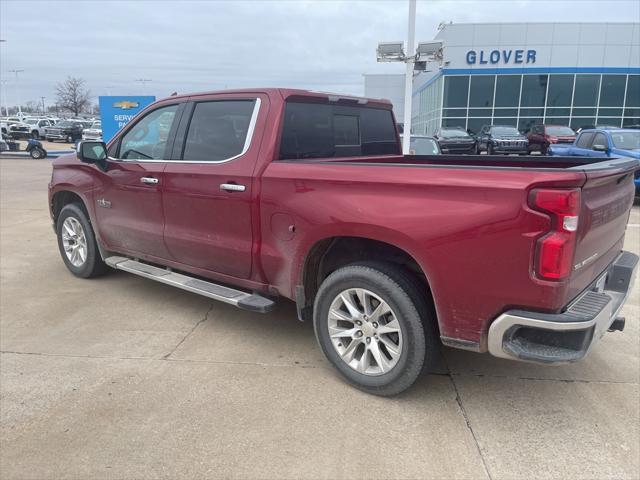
left=266, top=153, right=638, bottom=345
left=324, top=154, right=637, bottom=171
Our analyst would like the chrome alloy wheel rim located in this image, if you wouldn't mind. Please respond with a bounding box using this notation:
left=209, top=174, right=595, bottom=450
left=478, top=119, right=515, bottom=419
left=61, top=217, right=87, bottom=267
left=328, top=288, right=403, bottom=376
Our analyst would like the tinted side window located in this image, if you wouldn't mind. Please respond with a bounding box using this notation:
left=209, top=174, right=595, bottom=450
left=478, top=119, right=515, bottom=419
left=182, top=100, right=257, bottom=161
left=592, top=133, right=608, bottom=149
left=279, top=102, right=398, bottom=159
left=118, top=105, right=178, bottom=160
left=576, top=132, right=595, bottom=148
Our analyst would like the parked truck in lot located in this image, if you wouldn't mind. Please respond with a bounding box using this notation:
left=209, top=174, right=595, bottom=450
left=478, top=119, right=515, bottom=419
left=549, top=129, right=640, bottom=195
left=48, top=89, right=639, bottom=395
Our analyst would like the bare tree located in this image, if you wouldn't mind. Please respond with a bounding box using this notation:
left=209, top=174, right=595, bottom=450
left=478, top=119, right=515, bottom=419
left=55, top=77, right=91, bottom=115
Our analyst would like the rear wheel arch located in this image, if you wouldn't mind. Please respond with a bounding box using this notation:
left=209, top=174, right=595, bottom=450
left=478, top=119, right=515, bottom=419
left=298, top=236, right=438, bottom=332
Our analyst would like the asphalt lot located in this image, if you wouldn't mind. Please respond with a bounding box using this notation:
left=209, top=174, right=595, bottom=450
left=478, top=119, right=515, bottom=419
left=1, top=158, right=638, bottom=480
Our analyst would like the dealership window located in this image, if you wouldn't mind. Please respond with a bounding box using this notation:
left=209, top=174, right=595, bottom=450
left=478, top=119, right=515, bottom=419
left=545, top=117, right=570, bottom=126
left=572, top=107, right=596, bottom=117
left=546, top=107, right=571, bottom=116
left=494, top=76, right=521, bottom=108
left=571, top=117, right=595, bottom=130
left=182, top=100, right=256, bottom=162
left=518, top=117, right=543, bottom=133
left=469, top=75, right=495, bottom=108
left=626, top=75, right=639, bottom=106
left=492, top=117, right=517, bottom=127
left=468, top=108, right=492, bottom=117
left=520, top=75, right=548, bottom=108
left=443, top=108, right=467, bottom=118
left=599, top=75, right=626, bottom=107
left=546, top=75, right=574, bottom=107
left=467, top=117, right=491, bottom=135
left=442, top=118, right=466, bottom=129
left=597, top=117, right=622, bottom=127
left=443, top=76, right=469, bottom=108
left=573, top=75, right=600, bottom=106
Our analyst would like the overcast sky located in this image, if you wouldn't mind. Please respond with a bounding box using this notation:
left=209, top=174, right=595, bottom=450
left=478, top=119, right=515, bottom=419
left=1, top=0, right=638, bottom=108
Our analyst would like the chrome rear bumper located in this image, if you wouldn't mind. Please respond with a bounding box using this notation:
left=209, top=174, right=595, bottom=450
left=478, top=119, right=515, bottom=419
left=488, top=251, right=638, bottom=364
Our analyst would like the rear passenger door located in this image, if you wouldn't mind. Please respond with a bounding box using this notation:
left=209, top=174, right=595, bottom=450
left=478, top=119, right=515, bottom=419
left=162, top=94, right=266, bottom=279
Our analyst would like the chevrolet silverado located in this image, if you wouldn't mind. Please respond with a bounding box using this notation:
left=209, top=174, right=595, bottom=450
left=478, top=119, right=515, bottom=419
left=48, top=89, right=639, bottom=395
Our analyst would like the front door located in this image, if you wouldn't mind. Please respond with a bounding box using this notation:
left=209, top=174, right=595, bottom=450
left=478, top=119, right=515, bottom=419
left=94, top=102, right=181, bottom=259
left=162, top=94, right=266, bottom=279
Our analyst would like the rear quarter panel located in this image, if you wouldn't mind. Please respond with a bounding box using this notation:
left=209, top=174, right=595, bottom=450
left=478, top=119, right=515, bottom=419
left=259, top=160, right=587, bottom=347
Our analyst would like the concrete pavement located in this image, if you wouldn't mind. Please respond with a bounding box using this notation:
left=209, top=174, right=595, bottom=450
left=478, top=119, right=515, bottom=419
left=1, top=158, right=638, bottom=479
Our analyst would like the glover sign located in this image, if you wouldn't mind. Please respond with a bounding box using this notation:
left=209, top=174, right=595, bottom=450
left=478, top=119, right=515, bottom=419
left=466, top=49, right=536, bottom=65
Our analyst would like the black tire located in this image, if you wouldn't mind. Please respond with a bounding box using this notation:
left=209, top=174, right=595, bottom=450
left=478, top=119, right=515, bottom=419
left=66, top=134, right=73, bottom=143
left=30, top=148, right=44, bottom=159
left=487, top=143, right=494, bottom=155
left=56, top=203, right=109, bottom=278
left=313, top=261, right=438, bottom=396
left=31, top=130, right=39, bottom=139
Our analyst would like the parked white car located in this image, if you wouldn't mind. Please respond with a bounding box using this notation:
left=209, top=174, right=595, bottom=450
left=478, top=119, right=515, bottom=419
left=82, top=120, right=102, bottom=141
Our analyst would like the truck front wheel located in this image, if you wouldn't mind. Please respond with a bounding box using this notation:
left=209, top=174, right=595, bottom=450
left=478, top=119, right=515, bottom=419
left=313, top=262, right=437, bottom=396
left=56, top=203, right=109, bottom=278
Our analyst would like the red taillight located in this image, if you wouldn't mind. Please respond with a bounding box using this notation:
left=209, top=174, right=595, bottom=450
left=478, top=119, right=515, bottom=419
left=529, top=188, right=581, bottom=281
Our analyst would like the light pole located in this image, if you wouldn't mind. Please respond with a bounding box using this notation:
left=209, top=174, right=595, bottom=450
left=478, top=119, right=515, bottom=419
left=0, top=80, right=8, bottom=116
left=402, top=0, right=417, bottom=154
left=376, top=1, right=443, bottom=153
left=8, top=69, right=24, bottom=115
left=41, top=96, right=46, bottom=115
left=0, top=40, right=9, bottom=115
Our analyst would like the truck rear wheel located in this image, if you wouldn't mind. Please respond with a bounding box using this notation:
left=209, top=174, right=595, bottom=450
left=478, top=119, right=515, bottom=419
left=313, top=262, right=437, bottom=396
left=56, top=203, right=109, bottom=278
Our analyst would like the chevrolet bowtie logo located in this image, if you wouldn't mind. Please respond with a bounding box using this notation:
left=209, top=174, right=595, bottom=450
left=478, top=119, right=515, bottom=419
left=113, top=100, right=139, bottom=110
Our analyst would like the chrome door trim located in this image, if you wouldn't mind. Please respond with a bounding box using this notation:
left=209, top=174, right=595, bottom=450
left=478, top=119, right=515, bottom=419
left=107, top=97, right=262, bottom=165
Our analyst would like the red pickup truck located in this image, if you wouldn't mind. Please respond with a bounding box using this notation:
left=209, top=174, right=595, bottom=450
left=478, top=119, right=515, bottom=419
left=49, top=89, right=638, bottom=396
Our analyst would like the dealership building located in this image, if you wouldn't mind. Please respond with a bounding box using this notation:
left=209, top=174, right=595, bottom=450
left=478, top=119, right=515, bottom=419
left=364, top=22, right=640, bottom=135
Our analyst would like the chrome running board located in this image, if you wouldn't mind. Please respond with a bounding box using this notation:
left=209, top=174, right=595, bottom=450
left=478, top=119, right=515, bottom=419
left=105, top=256, right=275, bottom=313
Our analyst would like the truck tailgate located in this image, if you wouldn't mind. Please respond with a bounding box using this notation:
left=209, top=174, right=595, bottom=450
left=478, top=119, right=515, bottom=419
left=568, top=158, right=638, bottom=301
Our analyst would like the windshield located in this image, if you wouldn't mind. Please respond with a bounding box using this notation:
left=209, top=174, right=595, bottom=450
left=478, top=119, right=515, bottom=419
left=546, top=126, right=575, bottom=136
left=440, top=128, right=469, bottom=139
left=410, top=137, right=439, bottom=155
left=56, top=121, right=74, bottom=128
left=610, top=131, right=640, bottom=150
left=25, top=119, right=38, bottom=125
left=491, top=126, right=520, bottom=136
left=91, top=121, right=101, bottom=129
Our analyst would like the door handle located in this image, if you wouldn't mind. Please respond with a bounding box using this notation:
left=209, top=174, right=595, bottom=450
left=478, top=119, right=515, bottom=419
left=220, top=183, right=246, bottom=192
left=140, top=176, right=159, bottom=185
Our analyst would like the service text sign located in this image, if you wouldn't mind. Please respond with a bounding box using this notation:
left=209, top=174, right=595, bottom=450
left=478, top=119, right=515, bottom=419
left=99, top=96, right=156, bottom=142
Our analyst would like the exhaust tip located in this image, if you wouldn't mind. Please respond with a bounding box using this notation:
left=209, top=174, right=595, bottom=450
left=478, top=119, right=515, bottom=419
left=608, top=317, right=625, bottom=332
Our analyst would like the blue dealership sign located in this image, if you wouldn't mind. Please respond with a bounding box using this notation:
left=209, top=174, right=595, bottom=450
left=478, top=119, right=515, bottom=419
left=99, top=96, right=156, bottom=143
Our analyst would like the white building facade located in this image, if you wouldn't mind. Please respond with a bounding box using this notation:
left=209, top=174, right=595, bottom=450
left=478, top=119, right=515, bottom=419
left=365, top=22, right=640, bottom=135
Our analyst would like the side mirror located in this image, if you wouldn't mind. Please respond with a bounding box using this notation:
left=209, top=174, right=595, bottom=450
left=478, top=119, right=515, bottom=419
left=592, top=143, right=608, bottom=152
left=77, top=140, right=108, bottom=170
